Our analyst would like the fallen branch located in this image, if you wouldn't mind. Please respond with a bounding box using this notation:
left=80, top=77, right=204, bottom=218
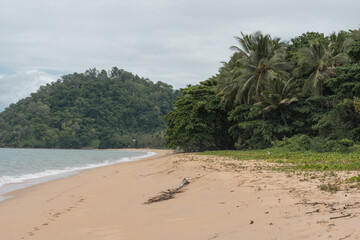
left=144, top=178, right=190, bottom=204
left=306, top=209, right=320, bottom=214
left=330, top=214, right=351, bottom=220
left=295, top=201, right=325, bottom=206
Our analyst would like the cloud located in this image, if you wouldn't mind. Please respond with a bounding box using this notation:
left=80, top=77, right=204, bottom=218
left=0, top=70, right=59, bottom=111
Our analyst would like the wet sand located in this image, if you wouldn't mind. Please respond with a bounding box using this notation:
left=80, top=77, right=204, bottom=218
left=0, top=150, right=359, bottom=239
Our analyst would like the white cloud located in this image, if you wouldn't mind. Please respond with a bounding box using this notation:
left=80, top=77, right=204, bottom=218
left=0, top=70, right=58, bottom=111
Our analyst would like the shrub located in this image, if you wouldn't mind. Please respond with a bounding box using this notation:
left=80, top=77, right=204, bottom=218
left=309, top=137, right=336, bottom=152
left=272, top=134, right=311, bottom=151
left=335, top=138, right=355, bottom=153
left=273, top=135, right=338, bottom=152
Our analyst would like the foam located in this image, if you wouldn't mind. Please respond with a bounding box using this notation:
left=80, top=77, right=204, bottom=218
left=0, top=151, right=156, bottom=198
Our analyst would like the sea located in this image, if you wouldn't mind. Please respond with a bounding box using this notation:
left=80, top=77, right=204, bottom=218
left=0, top=148, right=155, bottom=201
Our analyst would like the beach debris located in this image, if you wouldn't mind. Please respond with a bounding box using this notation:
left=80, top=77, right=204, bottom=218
left=176, top=178, right=189, bottom=190
left=295, top=201, right=326, bottom=206
left=250, top=220, right=254, bottom=224
left=144, top=178, right=190, bottom=204
left=330, top=214, right=351, bottom=220
left=306, top=209, right=320, bottom=214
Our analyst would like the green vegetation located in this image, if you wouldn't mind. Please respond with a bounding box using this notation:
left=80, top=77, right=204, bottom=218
left=346, top=174, right=360, bottom=183
left=2, top=28, right=360, bottom=152
left=201, top=148, right=360, bottom=171
left=0, top=68, right=180, bottom=149
left=165, top=28, right=360, bottom=152
left=164, top=78, right=235, bottom=152
left=166, top=29, right=360, bottom=193
left=319, top=183, right=340, bottom=193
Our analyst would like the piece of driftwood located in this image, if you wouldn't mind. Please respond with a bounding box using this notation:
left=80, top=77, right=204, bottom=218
left=306, top=209, right=320, bottom=214
left=330, top=214, right=351, bottom=220
left=144, top=178, right=190, bottom=204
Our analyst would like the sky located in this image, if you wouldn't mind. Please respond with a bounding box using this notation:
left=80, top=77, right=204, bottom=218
left=0, top=0, right=359, bottom=111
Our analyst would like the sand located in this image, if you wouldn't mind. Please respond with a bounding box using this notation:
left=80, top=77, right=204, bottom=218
left=0, top=149, right=360, bottom=240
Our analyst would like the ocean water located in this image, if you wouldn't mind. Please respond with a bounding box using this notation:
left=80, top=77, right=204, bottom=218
left=0, top=148, right=155, bottom=201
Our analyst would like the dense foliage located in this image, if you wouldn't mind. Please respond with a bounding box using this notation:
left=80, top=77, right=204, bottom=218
left=165, top=28, right=360, bottom=152
left=164, top=78, right=234, bottom=152
left=0, top=68, right=180, bottom=148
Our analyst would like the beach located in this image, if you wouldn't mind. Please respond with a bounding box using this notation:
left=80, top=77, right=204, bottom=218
left=0, top=149, right=359, bottom=240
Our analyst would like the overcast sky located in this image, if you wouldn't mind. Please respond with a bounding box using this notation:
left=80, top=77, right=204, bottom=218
left=0, top=0, right=359, bottom=111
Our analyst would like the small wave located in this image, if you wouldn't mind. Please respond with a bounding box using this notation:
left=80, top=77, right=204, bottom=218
left=0, top=151, right=156, bottom=188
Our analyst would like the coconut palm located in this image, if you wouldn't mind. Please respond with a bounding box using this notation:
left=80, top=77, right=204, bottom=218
left=216, top=32, right=292, bottom=104
left=256, top=78, right=298, bottom=126
left=328, top=31, right=353, bottom=55
left=239, top=34, right=291, bottom=103
left=215, top=52, right=247, bottom=103
left=295, top=39, right=350, bottom=96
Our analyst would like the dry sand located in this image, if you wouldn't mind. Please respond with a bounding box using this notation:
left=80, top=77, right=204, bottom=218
left=0, top=149, right=360, bottom=240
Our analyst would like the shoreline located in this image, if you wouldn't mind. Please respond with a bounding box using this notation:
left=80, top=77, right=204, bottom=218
left=0, top=148, right=157, bottom=203
left=1, top=150, right=360, bottom=239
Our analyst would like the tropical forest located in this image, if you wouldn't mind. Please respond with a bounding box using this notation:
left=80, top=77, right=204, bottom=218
left=0, top=68, right=180, bottom=148
left=165, top=29, right=360, bottom=154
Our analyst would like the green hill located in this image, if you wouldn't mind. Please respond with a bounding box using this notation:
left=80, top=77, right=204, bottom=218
left=0, top=67, right=180, bottom=149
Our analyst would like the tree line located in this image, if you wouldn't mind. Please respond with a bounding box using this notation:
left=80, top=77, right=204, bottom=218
left=165, top=29, right=360, bottom=152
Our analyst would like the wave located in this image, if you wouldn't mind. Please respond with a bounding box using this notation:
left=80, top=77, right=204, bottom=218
left=0, top=151, right=156, bottom=188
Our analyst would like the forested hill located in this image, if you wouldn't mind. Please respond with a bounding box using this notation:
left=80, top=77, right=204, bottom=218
left=0, top=68, right=181, bottom=149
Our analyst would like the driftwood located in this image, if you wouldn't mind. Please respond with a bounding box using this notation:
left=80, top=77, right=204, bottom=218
left=144, top=178, right=190, bottom=204
left=306, top=209, right=320, bottom=214
left=330, top=214, right=351, bottom=220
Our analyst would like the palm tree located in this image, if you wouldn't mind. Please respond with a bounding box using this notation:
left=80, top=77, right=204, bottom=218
left=215, top=52, right=247, bottom=103
left=295, top=39, right=350, bottom=96
left=216, top=32, right=292, bottom=104
left=256, top=78, right=298, bottom=126
left=328, top=31, right=353, bottom=55
left=240, top=34, right=291, bottom=102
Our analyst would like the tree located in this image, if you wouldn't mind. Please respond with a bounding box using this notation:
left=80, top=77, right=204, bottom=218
left=328, top=31, right=353, bottom=56
left=255, top=78, right=298, bottom=126
left=0, top=68, right=179, bottom=149
left=215, top=52, right=246, bottom=103
left=165, top=78, right=235, bottom=152
left=287, top=32, right=329, bottom=63
left=349, top=40, right=360, bottom=62
left=216, top=32, right=292, bottom=104
left=295, top=39, right=350, bottom=96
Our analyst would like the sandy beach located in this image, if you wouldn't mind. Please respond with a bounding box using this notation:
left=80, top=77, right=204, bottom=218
left=0, top=149, right=360, bottom=240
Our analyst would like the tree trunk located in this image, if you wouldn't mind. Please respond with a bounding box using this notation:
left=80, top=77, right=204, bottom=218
left=280, top=110, right=288, bottom=126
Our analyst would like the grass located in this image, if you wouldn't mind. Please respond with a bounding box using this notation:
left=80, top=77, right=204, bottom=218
left=319, top=183, right=340, bottom=193
left=198, top=148, right=360, bottom=192
left=199, top=147, right=360, bottom=171
left=346, top=174, right=360, bottom=183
